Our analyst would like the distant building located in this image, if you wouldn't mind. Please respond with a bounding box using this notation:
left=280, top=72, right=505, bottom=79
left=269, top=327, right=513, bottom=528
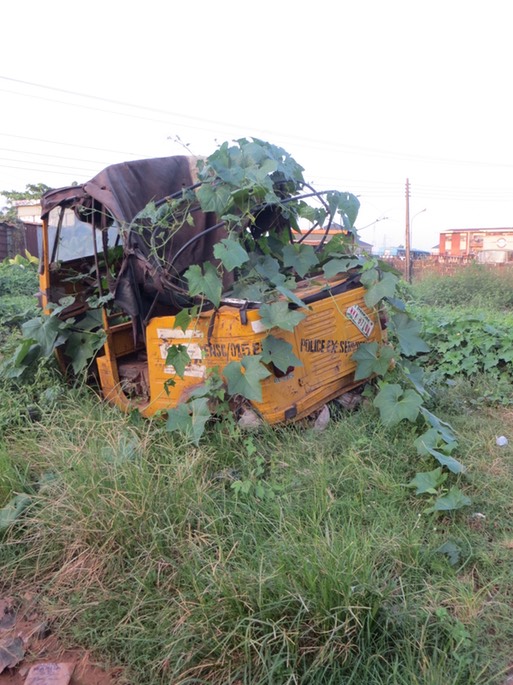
left=13, top=200, right=42, bottom=225
left=298, top=224, right=372, bottom=253
left=439, top=227, right=513, bottom=257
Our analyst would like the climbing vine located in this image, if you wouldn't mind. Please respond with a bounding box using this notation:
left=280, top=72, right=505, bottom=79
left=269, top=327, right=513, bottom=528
left=141, top=138, right=468, bottom=512
left=7, top=137, right=469, bottom=512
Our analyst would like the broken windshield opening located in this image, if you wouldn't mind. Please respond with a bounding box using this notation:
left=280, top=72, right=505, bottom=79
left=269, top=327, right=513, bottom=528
left=48, top=207, right=119, bottom=263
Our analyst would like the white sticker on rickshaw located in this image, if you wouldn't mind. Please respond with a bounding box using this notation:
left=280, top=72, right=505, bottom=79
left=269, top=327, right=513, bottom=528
left=346, top=304, right=374, bottom=338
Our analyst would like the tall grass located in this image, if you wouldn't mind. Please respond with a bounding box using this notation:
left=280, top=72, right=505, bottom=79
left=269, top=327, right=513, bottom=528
left=412, top=263, right=513, bottom=310
left=2, top=262, right=513, bottom=683
left=1, top=388, right=509, bottom=684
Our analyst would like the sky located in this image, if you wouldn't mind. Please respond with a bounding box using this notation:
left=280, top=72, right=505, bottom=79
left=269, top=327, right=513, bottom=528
left=1, top=0, right=512, bottom=252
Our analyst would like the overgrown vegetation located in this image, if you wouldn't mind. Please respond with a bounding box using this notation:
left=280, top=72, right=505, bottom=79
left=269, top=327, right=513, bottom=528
left=412, top=263, right=513, bottom=310
left=0, top=183, right=51, bottom=222
left=2, top=190, right=513, bottom=683
left=7, top=139, right=466, bottom=511
left=0, top=258, right=66, bottom=437
left=0, top=256, right=40, bottom=331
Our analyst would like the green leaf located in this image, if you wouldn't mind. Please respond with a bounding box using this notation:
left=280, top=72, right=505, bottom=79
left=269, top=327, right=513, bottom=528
left=22, top=315, right=68, bottom=357
left=261, top=335, right=302, bottom=373
left=196, top=181, right=232, bottom=214
left=76, top=308, right=104, bottom=331
left=359, top=266, right=379, bottom=286
left=436, top=540, right=462, bottom=567
left=408, top=467, right=447, bottom=495
left=47, top=295, right=76, bottom=315
left=323, top=257, right=361, bottom=279
left=0, top=494, right=31, bottom=531
left=364, top=271, right=399, bottom=308
left=174, top=307, right=196, bottom=332
left=282, top=243, right=319, bottom=278
left=166, top=397, right=211, bottom=445
left=255, top=483, right=266, bottom=500
left=254, top=255, right=282, bottom=283
left=352, top=342, right=395, bottom=380
left=184, top=262, right=222, bottom=307
left=420, top=408, right=457, bottom=444
left=165, top=344, right=191, bottom=378
left=214, top=238, right=250, bottom=271
left=425, top=446, right=465, bottom=475
left=426, top=487, right=471, bottom=513
left=274, top=285, right=307, bottom=309
left=414, top=428, right=442, bottom=456
left=373, top=383, right=423, bottom=425
left=12, top=338, right=39, bottom=366
left=231, top=281, right=270, bottom=301
left=401, top=362, right=428, bottom=396
left=224, top=355, right=271, bottom=402
left=391, top=313, right=430, bottom=356
left=64, top=330, right=106, bottom=374
left=414, top=428, right=458, bottom=457
left=328, top=191, right=360, bottom=227
left=259, top=301, right=306, bottom=332
left=386, top=297, right=407, bottom=312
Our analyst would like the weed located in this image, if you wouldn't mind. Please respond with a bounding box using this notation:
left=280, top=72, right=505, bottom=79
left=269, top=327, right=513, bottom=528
left=2, top=263, right=513, bottom=682
left=0, top=391, right=493, bottom=683
left=413, top=264, right=513, bottom=310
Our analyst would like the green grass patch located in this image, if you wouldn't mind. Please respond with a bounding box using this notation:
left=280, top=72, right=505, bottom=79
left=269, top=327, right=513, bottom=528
left=0, top=388, right=509, bottom=684
left=2, top=264, right=513, bottom=683
left=412, top=264, right=513, bottom=310
left=0, top=261, right=39, bottom=298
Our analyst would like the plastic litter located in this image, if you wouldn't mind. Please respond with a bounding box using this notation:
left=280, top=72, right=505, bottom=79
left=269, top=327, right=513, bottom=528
left=496, top=436, right=508, bottom=447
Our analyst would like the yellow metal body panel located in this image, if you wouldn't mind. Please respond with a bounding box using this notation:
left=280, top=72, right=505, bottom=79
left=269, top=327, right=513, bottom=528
left=144, top=282, right=384, bottom=423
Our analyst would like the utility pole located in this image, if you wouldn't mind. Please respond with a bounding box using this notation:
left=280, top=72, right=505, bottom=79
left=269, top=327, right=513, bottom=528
left=405, top=178, right=411, bottom=282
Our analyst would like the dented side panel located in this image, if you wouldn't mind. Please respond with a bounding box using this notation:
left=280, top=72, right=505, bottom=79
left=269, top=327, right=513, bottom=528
left=143, top=284, right=383, bottom=423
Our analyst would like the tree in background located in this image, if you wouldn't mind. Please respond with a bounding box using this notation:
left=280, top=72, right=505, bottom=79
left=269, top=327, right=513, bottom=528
left=1, top=183, right=52, bottom=222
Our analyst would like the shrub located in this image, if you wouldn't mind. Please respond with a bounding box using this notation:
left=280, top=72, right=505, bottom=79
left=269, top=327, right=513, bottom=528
left=412, top=264, right=513, bottom=310
left=0, top=262, right=39, bottom=298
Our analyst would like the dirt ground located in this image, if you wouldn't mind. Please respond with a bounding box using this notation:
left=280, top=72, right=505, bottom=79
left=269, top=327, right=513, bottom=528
left=0, top=595, right=125, bottom=685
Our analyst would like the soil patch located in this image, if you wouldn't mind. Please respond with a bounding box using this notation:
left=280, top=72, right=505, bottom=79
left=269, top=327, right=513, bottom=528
left=0, top=595, right=125, bottom=685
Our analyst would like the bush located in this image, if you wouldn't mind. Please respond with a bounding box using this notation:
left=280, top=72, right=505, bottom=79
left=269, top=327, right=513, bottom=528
left=412, top=264, right=513, bottom=310
left=0, top=262, right=39, bottom=298
left=413, top=305, right=513, bottom=381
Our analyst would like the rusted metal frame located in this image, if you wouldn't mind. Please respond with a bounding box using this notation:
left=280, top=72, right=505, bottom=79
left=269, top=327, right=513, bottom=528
left=153, top=182, right=202, bottom=207
left=140, top=185, right=341, bottom=322
left=291, top=186, right=335, bottom=251
left=263, top=186, right=335, bottom=251
left=50, top=206, right=65, bottom=264
left=165, top=189, right=337, bottom=270
left=91, top=208, right=104, bottom=300
left=166, top=220, right=227, bottom=273
left=140, top=220, right=227, bottom=327
left=100, top=208, right=115, bottom=292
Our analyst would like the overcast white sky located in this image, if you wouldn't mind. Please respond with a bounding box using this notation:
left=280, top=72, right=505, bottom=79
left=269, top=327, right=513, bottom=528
left=1, top=0, right=512, bottom=251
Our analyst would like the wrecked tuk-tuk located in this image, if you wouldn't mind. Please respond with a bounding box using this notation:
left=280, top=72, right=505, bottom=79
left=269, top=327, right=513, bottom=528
left=38, top=140, right=385, bottom=424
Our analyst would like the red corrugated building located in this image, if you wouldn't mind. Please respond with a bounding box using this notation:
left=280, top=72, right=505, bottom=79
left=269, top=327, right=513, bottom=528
left=439, top=228, right=513, bottom=257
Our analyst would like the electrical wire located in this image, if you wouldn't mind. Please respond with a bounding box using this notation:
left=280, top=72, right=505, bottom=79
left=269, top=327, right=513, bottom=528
left=3, top=75, right=513, bottom=170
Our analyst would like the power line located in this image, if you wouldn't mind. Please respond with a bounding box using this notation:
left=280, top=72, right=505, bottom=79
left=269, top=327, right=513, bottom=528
left=0, top=147, right=108, bottom=166
left=0, top=163, right=90, bottom=178
left=3, top=75, right=513, bottom=170
left=0, top=87, right=200, bottom=128
left=0, top=75, right=241, bottom=128
left=0, top=156, right=98, bottom=173
left=0, top=131, right=146, bottom=157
